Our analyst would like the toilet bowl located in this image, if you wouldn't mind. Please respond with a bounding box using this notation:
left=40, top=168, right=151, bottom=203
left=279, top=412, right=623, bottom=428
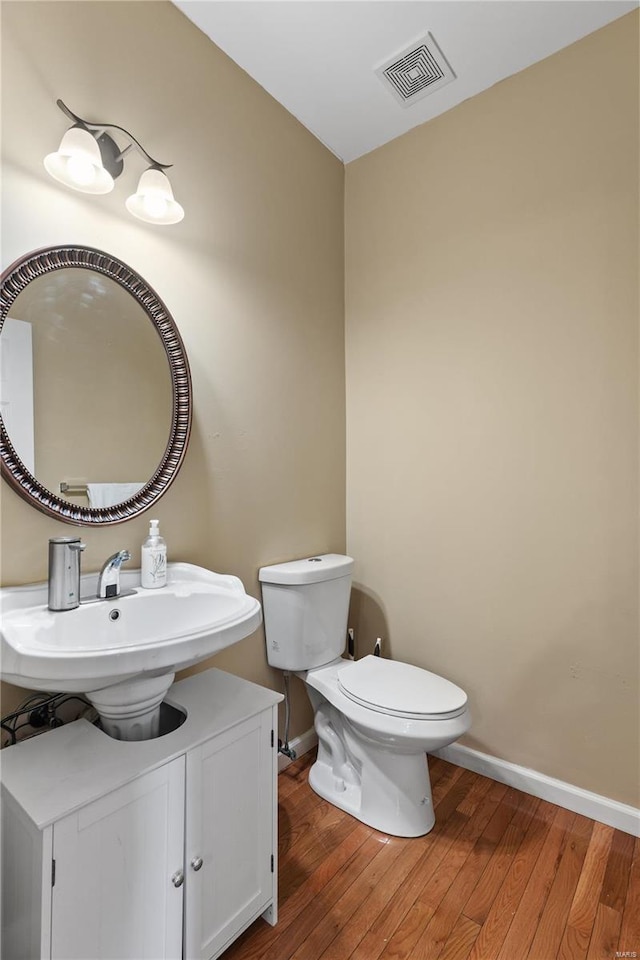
left=302, top=655, right=470, bottom=836
left=259, top=554, right=471, bottom=837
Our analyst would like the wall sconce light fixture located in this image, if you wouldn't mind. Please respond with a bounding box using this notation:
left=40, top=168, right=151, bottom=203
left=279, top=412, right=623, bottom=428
left=44, top=100, right=184, bottom=225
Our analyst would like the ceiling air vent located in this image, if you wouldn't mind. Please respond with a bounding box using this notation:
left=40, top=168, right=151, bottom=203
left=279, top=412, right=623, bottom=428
left=376, top=33, right=455, bottom=108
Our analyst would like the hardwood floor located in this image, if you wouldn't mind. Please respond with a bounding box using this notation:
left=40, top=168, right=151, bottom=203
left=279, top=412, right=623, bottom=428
left=223, top=752, right=639, bottom=960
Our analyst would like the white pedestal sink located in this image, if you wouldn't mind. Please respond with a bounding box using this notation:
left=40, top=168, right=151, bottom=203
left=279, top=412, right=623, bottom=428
left=0, top=563, right=262, bottom=740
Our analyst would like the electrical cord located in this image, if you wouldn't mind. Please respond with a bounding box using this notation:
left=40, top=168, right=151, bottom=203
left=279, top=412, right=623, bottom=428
left=1, top=693, right=56, bottom=745
left=1, top=692, right=94, bottom=747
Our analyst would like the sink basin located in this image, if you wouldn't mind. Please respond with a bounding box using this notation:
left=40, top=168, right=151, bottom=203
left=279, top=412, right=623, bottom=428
left=0, top=563, right=262, bottom=740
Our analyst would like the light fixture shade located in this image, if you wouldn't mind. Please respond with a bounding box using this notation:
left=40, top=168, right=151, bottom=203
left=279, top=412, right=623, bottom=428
left=44, top=125, right=114, bottom=195
left=125, top=168, right=184, bottom=225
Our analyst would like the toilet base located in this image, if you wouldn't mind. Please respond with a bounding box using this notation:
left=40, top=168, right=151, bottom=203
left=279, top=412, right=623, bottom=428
left=309, top=701, right=435, bottom=837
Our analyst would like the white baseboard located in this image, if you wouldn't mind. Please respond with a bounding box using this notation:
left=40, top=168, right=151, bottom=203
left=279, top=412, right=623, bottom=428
left=433, top=743, right=640, bottom=838
left=279, top=729, right=640, bottom=837
left=277, top=728, right=318, bottom=773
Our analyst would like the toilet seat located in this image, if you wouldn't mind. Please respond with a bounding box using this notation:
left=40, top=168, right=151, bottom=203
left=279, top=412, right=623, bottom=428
left=337, top=655, right=467, bottom=720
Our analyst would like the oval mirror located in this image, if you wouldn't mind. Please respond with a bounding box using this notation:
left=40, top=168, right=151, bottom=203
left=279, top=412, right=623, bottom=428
left=0, top=245, right=191, bottom=525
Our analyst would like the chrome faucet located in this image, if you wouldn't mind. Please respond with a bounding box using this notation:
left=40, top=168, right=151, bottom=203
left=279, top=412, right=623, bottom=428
left=48, top=537, right=86, bottom=611
left=97, top=550, right=132, bottom=599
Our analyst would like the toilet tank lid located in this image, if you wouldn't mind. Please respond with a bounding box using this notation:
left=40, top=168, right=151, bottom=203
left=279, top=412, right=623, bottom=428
left=259, top=554, right=354, bottom=585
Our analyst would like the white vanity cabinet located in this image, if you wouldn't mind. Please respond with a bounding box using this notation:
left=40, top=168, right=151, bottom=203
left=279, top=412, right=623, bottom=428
left=1, top=669, right=282, bottom=960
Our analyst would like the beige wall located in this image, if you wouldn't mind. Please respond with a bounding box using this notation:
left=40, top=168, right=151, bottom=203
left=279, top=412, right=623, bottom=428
left=0, top=1, right=346, bottom=733
left=345, top=13, right=639, bottom=806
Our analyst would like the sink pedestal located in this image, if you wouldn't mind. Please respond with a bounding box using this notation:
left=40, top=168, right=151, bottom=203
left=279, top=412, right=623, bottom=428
left=86, top=672, right=175, bottom=741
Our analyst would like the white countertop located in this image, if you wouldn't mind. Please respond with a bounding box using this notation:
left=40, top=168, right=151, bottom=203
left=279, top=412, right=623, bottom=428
left=0, top=668, right=283, bottom=828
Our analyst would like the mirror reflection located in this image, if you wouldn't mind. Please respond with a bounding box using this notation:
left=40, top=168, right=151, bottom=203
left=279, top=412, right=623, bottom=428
left=1, top=268, right=172, bottom=508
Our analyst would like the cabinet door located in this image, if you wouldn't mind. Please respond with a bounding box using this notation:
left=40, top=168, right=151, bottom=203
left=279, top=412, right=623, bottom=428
left=1, top=789, right=53, bottom=960
left=50, top=757, right=185, bottom=960
left=185, top=711, right=275, bottom=960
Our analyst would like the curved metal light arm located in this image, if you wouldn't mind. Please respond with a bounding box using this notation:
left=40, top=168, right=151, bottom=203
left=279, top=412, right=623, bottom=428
left=56, top=99, right=172, bottom=171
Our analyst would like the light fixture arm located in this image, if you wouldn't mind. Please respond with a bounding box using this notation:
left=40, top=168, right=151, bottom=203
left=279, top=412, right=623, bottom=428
left=56, top=99, right=172, bottom=172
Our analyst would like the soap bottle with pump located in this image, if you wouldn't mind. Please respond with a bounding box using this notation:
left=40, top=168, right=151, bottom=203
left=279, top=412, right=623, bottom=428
left=141, top=519, right=167, bottom=589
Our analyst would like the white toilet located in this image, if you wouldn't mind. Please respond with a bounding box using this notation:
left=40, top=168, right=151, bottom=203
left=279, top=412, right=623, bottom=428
left=259, top=553, right=471, bottom=837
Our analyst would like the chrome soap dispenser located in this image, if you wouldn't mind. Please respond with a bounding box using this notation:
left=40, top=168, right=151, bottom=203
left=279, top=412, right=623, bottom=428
left=48, top=536, right=85, bottom=611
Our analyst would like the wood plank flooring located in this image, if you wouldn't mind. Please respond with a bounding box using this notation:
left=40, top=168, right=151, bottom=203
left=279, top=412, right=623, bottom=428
left=223, top=752, right=639, bottom=960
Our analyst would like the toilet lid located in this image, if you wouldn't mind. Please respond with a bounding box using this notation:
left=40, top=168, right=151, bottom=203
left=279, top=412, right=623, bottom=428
left=337, top=655, right=467, bottom=720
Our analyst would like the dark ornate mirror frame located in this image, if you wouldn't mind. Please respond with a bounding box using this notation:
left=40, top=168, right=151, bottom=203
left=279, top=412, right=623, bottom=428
left=0, top=245, right=192, bottom=525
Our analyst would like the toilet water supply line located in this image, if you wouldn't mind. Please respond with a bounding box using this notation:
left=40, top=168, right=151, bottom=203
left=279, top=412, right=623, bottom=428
left=279, top=671, right=297, bottom=760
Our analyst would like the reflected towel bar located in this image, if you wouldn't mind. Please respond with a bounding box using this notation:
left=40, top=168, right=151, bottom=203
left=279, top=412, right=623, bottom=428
left=60, top=482, right=88, bottom=496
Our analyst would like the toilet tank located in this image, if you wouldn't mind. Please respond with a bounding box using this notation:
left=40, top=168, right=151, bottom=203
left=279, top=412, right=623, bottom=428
left=259, top=554, right=354, bottom=671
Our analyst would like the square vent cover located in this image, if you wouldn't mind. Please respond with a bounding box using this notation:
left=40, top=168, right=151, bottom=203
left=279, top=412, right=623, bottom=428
left=376, top=33, right=456, bottom=108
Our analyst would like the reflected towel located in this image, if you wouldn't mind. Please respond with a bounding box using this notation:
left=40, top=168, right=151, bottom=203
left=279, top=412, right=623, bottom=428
left=87, top=483, right=144, bottom=508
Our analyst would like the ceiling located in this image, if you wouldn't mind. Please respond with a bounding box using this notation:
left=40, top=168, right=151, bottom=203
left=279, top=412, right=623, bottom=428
left=174, top=1, right=637, bottom=163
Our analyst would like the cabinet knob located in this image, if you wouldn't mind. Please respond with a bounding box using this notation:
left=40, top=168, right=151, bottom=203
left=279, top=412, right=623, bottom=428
left=171, top=870, right=184, bottom=888
left=191, top=856, right=204, bottom=872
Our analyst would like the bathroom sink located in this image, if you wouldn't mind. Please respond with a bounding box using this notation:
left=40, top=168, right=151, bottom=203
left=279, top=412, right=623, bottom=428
left=0, top=563, right=262, bottom=739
